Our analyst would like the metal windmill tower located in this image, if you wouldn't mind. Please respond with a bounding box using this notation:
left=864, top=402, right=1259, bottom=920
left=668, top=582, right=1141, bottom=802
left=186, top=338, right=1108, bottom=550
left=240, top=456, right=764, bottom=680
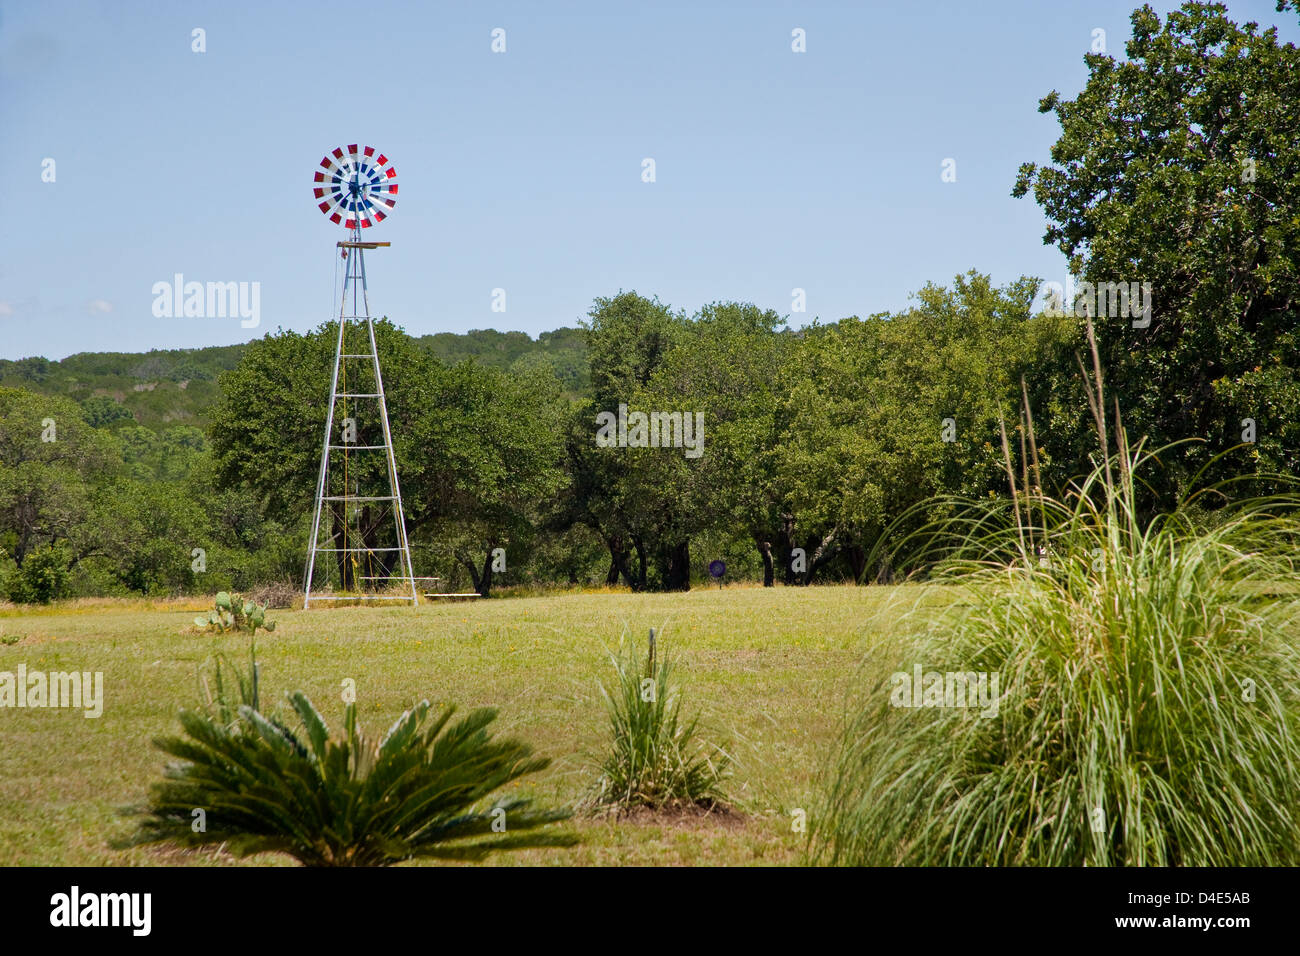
left=304, top=145, right=417, bottom=608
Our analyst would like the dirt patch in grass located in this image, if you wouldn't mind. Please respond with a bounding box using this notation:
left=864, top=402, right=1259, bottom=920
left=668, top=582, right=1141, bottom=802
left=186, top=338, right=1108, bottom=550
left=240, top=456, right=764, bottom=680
left=592, top=801, right=748, bottom=831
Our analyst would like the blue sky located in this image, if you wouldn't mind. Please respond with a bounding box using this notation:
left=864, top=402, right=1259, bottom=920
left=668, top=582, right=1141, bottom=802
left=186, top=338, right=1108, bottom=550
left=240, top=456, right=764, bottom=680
left=1, top=0, right=1296, bottom=360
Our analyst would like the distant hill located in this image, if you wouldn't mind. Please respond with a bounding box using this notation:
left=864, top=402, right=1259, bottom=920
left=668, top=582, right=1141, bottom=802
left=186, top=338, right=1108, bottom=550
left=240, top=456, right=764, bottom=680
left=0, top=345, right=247, bottom=431
left=0, top=327, right=587, bottom=431
left=413, top=327, right=588, bottom=393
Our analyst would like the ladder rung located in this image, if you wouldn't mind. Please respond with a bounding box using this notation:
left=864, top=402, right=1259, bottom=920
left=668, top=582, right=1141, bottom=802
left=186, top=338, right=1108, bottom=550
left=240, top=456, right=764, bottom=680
left=314, top=547, right=405, bottom=553
left=321, top=495, right=396, bottom=501
left=328, top=444, right=388, bottom=450
left=341, top=353, right=375, bottom=358
left=309, top=595, right=418, bottom=601
left=338, top=392, right=381, bottom=398
left=357, top=575, right=427, bottom=581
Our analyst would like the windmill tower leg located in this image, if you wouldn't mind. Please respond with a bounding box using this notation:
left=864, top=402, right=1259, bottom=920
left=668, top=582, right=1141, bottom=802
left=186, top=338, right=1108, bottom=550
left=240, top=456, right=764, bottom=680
left=357, top=245, right=420, bottom=607
left=303, top=304, right=348, bottom=609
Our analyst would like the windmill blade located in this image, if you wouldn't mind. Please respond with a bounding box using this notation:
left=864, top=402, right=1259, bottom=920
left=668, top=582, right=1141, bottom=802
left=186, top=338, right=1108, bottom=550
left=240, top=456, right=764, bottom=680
left=314, top=145, right=398, bottom=230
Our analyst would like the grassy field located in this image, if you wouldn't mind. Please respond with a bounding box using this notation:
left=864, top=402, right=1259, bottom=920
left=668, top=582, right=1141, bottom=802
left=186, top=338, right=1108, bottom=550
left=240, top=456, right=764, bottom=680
left=0, top=584, right=922, bottom=866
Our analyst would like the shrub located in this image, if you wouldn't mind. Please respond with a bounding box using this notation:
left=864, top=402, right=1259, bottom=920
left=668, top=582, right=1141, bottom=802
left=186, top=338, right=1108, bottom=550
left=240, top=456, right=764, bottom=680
left=194, top=591, right=276, bottom=635
left=119, top=643, right=576, bottom=866
left=5, top=545, right=70, bottom=604
left=79, top=396, right=134, bottom=428
left=586, top=628, right=730, bottom=810
left=811, top=333, right=1300, bottom=866
left=247, top=580, right=298, bottom=609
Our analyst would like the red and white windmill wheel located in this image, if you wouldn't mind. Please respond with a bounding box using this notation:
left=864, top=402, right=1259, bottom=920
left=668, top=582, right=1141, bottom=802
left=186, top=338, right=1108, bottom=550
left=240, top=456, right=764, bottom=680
left=313, top=145, right=398, bottom=230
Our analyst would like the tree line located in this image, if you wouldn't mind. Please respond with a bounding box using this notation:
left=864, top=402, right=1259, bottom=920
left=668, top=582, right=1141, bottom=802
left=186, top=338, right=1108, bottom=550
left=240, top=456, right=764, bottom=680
left=2, top=2, right=1296, bottom=600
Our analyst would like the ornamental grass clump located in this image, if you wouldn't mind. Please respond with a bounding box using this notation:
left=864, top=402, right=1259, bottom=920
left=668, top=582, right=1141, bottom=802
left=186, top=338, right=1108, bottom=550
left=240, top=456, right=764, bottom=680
left=811, top=324, right=1300, bottom=866
left=586, top=628, right=730, bottom=811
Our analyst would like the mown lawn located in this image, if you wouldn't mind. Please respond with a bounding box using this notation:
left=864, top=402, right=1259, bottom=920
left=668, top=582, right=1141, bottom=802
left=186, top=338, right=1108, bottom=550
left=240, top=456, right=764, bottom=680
left=0, top=584, right=929, bottom=866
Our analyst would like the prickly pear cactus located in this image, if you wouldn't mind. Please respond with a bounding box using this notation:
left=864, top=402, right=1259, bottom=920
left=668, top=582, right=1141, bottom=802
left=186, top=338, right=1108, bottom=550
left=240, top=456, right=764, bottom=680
left=195, top=592, right=276, bottom=636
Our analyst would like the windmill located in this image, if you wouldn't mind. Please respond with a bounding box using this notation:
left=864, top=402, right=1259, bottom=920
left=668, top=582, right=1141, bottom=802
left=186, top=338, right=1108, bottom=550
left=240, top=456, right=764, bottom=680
left=303, top=145, right=418, bottom=608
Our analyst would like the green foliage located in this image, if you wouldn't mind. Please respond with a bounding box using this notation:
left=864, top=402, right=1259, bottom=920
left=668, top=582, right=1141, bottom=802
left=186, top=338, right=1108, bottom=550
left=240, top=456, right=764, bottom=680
left=194, top=591, right=276, bottom=635
left=583, top=292, right=686, bottom=410
left=106, top=478, right=206, bottom=595
left=416, top=327, right=589, bottom=393
left=563, top=294, right=791, bottom=591
left=120, top=645, right=576, bottom=866
left=812, top=351, right=1300, bottom=865
left=0, top=387, right=121, bottom=573
left=79, top=396, right=134, bottom=428
left=587, top=629, right=730, bottom=810
left=116, top=425, right=207, bottom=483
left=1013, top=1, right=1300, bottom=500
left=207, top=327, right=336, bottom=521
left=778, top=274, right=1071, bottom=582
left=401, top=358, right=570, bottom=596
left=814, top=460, right=1300, bottom=864
left=0, top=346, right=245, bottom=431
left=203, top=639, right=265, bottom=724
left=4, top=544, right=70, bottom=604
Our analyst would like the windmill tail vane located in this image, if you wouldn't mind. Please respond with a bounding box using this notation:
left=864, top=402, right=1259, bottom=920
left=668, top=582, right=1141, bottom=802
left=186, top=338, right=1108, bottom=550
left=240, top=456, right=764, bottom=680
left=303, top=145, right=418, bottom=608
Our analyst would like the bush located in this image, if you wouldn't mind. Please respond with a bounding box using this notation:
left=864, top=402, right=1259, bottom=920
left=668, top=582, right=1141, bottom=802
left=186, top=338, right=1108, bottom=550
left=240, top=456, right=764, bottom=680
left=119, top=643, right=576, bottom=866
left=586, top=628, right=730, bottom=810
left=247, top=580, right=298, bottom=609
left=5, top=545, right=70, bottom=604
left=811, top=342, right=1300, bottom=866
left=79, top=396, right=134, bottom=428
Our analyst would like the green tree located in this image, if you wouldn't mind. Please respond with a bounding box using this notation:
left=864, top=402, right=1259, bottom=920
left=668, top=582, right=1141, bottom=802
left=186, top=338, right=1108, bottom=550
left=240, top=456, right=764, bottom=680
left=778, top=274, right=1058, bottom=583
left=637, top=302, right=792, bottom=587
left=104, top=480, right=206, bottom=595
left=559, top=293, right=688, bottom=589
left=79, top=396, right=134, bottom=428
left=1013, top=1, right=1300, bottom=501
left=402, top=361, right=569, bottom=596
left=209, top=321, right=435, bottom=591
left=0, top=388, right=119, bottom=573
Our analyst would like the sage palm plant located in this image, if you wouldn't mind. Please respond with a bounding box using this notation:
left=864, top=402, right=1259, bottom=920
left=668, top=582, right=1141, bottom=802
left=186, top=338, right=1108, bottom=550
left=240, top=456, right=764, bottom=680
left=121, top=648, right=575, bottom=865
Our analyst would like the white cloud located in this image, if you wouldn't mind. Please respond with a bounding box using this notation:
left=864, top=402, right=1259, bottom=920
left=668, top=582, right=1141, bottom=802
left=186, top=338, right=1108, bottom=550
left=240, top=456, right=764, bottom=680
left=87, top=299, right=113, bottom=314
left=0, top=301, right=13, bottom=317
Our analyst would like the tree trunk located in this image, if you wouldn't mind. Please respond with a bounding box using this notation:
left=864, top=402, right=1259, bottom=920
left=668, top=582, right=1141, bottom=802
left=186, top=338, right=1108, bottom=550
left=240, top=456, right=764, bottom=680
left=330, top=500, right=354, bottom=591
left=477, top=548, right=494, bottom=597
left=779, top=513, right=797, bottom=585
left=874, top=549, right=893, bottom=585
left=804, top=532, right=837, bottom=585
left=633, top=536, right=648, bottom=591
left=757, top=539, right=774, bottom=587
left=663, top=539, right=691, bottom=591
left=846, top=545, right=867, bottom=584
left=460, top=552, right=482, bottom=594
left=357, top=504, right=392, bottom=587
left=605, top=535, right=627, bottom=585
